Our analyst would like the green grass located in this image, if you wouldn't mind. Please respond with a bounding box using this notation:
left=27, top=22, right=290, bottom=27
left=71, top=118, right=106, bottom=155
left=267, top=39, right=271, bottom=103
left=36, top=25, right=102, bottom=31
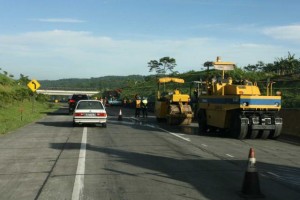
left=0, top=100, right=60, bottom=135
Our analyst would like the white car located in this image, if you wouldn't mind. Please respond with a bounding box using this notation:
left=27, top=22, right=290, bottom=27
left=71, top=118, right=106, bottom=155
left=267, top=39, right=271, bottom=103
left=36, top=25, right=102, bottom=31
left=73, top=100, right=107, bottom=127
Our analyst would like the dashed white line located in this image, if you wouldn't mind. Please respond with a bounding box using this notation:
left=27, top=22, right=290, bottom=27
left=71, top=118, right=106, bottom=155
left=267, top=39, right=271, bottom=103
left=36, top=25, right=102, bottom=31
left=72, top=127, right=87, bottom=200
left=226, top=154, right=234, bottom=158
left=157, top=127, right=191, bottom=142
left=267, top=171, right=280, bottom=178
left=201, top=144, right=208, bottom=147
left=118, top=119, right=191, bottom=142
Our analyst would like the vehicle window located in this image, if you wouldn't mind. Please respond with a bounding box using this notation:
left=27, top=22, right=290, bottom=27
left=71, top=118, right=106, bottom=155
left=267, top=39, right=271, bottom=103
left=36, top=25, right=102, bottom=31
left=77, top=101, right=103, bottom=109
left=73, top=95, right=88, bottom=101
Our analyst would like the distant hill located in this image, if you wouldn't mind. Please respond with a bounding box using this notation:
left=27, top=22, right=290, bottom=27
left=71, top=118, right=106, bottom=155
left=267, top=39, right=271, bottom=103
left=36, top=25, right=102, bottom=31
left=39, top=75, right=146, bottom=90
left=37, top=71, right=300, bottom=108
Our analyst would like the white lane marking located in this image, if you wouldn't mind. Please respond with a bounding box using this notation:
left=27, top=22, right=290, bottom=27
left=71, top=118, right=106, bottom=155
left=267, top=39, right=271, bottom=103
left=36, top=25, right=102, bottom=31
left=201, top=144, right=207, bottom=147
left=267, top=171, right=280, bottom=178
left=226, top=154, right=234, bottom=158
left=112, top=119, right=191, bottom=142
left=72, top=127, right=87, bottom=200
left=156, top=127, right=191, bottom=142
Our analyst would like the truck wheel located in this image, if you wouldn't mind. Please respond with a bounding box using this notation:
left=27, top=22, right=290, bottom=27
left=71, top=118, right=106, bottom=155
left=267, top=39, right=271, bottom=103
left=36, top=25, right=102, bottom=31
left=261, top=130, right=270, bottom=139
left=230, top=111, right=248, bottom=139
left=198, top=110, right=207, bottom=134
left=271, top=119, right=282, bottom=139
left=250, top=130, right=259, bottom=139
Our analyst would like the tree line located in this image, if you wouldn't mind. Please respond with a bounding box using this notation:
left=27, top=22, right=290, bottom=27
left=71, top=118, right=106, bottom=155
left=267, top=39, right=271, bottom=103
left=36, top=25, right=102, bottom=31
left=241, top=52, right=300, bottom=75
left=148, top=52, right=300, bottom=77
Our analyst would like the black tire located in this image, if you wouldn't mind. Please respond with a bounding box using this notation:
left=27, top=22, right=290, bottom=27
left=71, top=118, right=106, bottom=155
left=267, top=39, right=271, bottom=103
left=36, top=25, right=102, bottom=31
left=261, top=130, right=270, bottom=139
left=250, top=130, right=259, bottom=139
left=198, top=109, right=207, bottom=134
left=102, top=123, right=107, bottom=128
left=230, top=111, right=248, bottom=139
left=156, top=117, right=164, bottom=123
left=270, top=122, right=282, bottom=139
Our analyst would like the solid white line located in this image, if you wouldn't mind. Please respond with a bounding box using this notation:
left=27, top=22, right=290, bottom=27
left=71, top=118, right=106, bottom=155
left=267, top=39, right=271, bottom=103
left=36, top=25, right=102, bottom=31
left=226, top=154, right=234, bottom=158
left=72, top=127, right=87, bottom=200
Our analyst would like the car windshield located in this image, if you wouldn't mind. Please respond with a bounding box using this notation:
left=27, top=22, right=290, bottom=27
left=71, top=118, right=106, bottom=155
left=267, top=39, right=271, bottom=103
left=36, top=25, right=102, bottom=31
left=77, top=101, right=104, bottom=110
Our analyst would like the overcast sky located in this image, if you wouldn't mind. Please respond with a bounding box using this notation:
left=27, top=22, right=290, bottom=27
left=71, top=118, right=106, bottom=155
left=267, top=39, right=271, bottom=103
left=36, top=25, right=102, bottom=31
left=0, top=0, right=299, bottom=80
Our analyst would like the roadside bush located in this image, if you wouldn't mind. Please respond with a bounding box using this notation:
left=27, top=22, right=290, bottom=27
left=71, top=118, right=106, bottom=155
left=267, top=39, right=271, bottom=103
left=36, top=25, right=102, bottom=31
left=13, top=87, right=31, bottom=101
left=0, top=90, right=13, bottom=108
left=36, top=93, right=49, bottom=102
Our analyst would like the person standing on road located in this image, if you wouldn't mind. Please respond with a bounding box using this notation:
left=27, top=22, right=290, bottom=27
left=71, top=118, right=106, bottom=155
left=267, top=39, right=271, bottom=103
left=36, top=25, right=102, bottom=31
left=141, top=97, right=148, bottom=118
left=135, top=96, right=141, bottom=117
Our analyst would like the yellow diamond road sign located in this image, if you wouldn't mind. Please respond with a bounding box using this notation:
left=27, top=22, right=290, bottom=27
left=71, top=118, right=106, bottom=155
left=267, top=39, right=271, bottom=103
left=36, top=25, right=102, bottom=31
left=27, top=79, right=41, bottom=92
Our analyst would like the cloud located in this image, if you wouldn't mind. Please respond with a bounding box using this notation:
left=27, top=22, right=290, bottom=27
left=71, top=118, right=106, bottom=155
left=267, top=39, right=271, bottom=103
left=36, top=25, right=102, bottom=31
left=0, top=30, right=298, bottom=80
left=30, top=18, right=86, bottom=23
left=263, top=24, right=300, bottom=43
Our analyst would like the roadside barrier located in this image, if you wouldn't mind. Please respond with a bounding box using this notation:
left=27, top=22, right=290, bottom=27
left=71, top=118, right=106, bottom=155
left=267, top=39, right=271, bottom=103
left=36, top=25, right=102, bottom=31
left=240, top=148, right=264, bottom=198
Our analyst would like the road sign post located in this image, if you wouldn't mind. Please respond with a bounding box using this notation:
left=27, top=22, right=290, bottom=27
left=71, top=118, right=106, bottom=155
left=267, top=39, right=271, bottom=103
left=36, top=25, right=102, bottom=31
left=27, top=80, right=41, bottom=113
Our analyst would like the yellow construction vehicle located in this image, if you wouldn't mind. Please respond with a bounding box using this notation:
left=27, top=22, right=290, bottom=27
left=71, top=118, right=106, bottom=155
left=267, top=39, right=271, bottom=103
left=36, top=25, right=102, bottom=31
left=155, top=77, right=193, bottom=125
left=196, top=57, right=282, bottom=139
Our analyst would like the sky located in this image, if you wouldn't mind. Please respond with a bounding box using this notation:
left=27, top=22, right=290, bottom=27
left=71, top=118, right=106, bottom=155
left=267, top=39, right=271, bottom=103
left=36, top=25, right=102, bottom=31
left=0, top=0, right=300, bottom=80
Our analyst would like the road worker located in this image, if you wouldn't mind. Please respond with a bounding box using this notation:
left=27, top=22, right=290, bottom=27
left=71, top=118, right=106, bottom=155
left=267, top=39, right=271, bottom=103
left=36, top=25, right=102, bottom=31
left=141, top=97, right=148, bottom=118
left=135, top=96, right=141, bottom=117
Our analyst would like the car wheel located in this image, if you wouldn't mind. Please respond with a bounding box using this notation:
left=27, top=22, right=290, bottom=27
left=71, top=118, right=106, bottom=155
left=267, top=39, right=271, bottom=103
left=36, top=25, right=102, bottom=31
left=102, top=123, right=107, bottom=128
left=73, top=121, right=78, bottom=127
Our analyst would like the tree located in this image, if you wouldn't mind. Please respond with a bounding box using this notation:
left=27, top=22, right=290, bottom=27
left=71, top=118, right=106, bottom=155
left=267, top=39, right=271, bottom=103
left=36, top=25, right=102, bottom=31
left=159, top=57, right=176, bottom=74
left=148, top=60, right=161, bottom=73
left=262, top=63, right=277, bottom=73
left=244, top=61, right=265, bottom=72
left=203, top=61, right=213, bottom=70
left=148, top=56, right=177, bottom=75
left=18, top=74, right=30, bottom=86
left=273, top=52, right=300, bottom=75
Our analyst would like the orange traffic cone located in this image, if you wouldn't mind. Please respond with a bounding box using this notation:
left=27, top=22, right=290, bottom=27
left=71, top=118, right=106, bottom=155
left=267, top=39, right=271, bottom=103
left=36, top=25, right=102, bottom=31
left=118, top=109, right=122, bottom=121
left=240, top=148, right=264, bottom=198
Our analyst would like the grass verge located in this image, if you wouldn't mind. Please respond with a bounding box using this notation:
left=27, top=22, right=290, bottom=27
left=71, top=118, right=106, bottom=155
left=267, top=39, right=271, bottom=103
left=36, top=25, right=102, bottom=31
left=0, top=100, right=60, bottom=135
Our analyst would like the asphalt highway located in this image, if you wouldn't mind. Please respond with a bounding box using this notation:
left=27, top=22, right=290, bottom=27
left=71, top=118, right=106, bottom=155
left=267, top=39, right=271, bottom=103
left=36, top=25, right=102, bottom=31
left=0, top=105, right=299, bottom=200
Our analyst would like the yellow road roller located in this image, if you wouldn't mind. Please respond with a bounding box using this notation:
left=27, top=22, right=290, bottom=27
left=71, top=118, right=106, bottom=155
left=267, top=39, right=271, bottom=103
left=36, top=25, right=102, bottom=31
left=155, top=77, right=193, bottom=125
left=196, top=57, right=282, bottom=139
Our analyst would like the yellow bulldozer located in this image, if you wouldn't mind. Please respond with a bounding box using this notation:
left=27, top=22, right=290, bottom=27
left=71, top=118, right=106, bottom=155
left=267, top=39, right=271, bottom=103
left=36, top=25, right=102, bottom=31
left=155, top=77, right=193, bottom=125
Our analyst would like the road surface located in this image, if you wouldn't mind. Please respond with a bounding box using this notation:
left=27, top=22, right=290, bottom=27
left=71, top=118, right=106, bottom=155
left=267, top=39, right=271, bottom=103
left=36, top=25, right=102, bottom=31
left=0, top=105, right=299, bottom=200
